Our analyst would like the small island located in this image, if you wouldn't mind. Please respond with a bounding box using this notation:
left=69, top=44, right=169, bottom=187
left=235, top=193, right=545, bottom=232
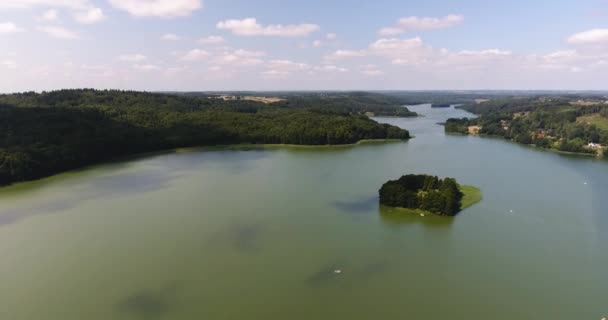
left=379, top=174, right=481, bottom=216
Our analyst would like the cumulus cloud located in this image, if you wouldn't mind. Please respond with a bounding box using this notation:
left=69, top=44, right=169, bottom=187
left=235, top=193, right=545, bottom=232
left=119, top=54, right=147, bottom=62
left=378, top=27, right=404, bottom=36
left=567, top=29, right=608, bottom=45
left=326, top=49, right=367, bottom=59
left=1, top=60, right=17, bottom=69
left=369, top=37, right=435, bottom=65
left=161, top=33, right=179, bottom=40
left=199, top=35, right=225, bottom=44
left=0, top=0, right=89, bottom=9
left=360, top=64, right=384, bottom=76
left=217, top=18, right=319, bottom=37
left=261, top=60, right=311, bottom=78
left=326, top=33, right=337, bottom=40
left=39, top=9, right=60, bottom=23
left=133, top=64, right=161, bottom=71
left=180, top=49, right=210, bottom=61
left=0, top=22, right=23, bottom=34
left=233, top=49, right=265, bottom=57
left=109, top=0, right=202, bottom=18
left=211, top=50, right=265, bottom=66
left=379, top=14, right=463, bottom=35
left=38, top=25, right=79, bottom=39
left=314, top=65, right=348, bottom=73
left=1, top=0, right=105, bottom=24
left=74, top=7, right=105, bottom=24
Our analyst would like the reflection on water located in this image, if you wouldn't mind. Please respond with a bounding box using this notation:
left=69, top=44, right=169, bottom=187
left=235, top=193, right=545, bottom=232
left=331, top=196, right=378, bottom=214
left=378, top=206, right=455, bottom=229
left=117, top=282, right=181, bottom=319
left=0, top=169, right=177, bottom=227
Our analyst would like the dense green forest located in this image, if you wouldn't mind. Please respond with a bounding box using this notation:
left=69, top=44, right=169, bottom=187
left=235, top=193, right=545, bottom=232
left=446, top=97, right=608, bottom=155
left=379, top=174, right=464, bottom=216
left=178, top=91, right=419, bottom=117
left=0, top=89, right=411, bottom=186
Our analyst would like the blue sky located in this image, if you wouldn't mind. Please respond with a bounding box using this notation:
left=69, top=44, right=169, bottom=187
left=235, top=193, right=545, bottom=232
left=1, top=0, right=608, bottom=92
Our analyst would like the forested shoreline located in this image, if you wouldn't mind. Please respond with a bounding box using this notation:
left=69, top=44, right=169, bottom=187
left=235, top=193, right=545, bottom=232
left=445, top=97, right=608, bottom=156
left=0, top=90, right=411, bottom=186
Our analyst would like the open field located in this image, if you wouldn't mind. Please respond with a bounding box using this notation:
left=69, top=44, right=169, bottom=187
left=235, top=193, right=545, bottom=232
left=577, top=114, right=608, bottom=131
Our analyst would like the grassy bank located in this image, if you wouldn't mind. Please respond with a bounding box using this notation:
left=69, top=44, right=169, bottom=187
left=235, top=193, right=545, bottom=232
left=460, top=185, right=483, bottom=209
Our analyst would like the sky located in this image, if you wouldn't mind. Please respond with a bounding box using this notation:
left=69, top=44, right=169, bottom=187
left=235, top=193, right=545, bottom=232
left=1, top=0, right=608, bottom=92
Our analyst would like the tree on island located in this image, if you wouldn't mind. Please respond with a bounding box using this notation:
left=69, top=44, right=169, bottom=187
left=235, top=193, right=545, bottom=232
left=379, top=174, right=464, bottom=216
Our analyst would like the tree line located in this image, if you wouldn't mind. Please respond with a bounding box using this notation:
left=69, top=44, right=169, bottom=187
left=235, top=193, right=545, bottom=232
left=0, top=90, right=411, bottom=186
left=446, top=97, right=608, bottom=155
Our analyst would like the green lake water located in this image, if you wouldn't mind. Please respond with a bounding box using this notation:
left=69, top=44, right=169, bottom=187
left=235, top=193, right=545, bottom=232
left=1, top=104, right=607, bottom=319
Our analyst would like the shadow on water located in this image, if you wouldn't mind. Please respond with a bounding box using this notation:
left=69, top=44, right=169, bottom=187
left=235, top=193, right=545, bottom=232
left=116, top=282, right=182, bottom=319
left=0, top=147, right=273, bottom=227
left=0, top=169, right=177, bottom=227
left=171, top=148, right=271, bottom=175
left=206, top=220, right=265, bottom=253
left=378, top=206, right=455, bottom=229
left=306, top=261, right=348, bottom=286
left=331, top=196, right=379, bottom=214
left=230, top=222, right=264, bottom=252
left=357, top=260, right=392, bottom=280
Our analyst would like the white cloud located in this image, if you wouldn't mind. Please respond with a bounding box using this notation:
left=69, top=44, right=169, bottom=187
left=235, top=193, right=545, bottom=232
left=313, top=40, right=323, bottom=47
left=268, top=59, right=309, bottom=71
left=536, top=50, right=608, bottom=71
left=38, top=25, right=79, bottom=39
left=119, top=54, right=147, bottom=62
left=1, top=1, right=105, bottom=24
left=0, top=0, right=89, bottom=10
left=398, top=14, right=464, bottom=30
left=369, top=37, right=434, bottom=65
left=74, top=7, right=105, bottom=24
left=360, top=64, right=384, bottom=76
left=314, top=65, right=348, bottom=73
left=134, top=64, right=161, bottom=71
left=217, top=18, right=319, bottom=37
left=199, top=35, right=224, bottom=44
left=1, top=60, right=17, bottom=69
left=326, top=49, right=367, bottom=59
left=180, top=49, right=210, bottom=61
left=326, top=33, right=337, bottom=40
left=261, top=69, right=289, bottom=77
left=233, top=49, right=265, bottom=57
left=567, top=29, right=608, bottom=45
left=379, top=14, right=463, bottom=35
left=161, top=33, right=179, bottom=40
left=378, top=27, right=404, bottom=36
left=108, top=0, right=202, bottom=18
left=213, top=52, right=264, bottom=66
left=261, top=60, right=310, bottom=77
left=0, top=22, right=23, bottom=34
left=40, top=9, right=60, bottom=23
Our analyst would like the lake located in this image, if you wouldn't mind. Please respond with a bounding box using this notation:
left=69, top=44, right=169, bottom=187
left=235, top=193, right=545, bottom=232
left=1, top=104, right=606, bottom=320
